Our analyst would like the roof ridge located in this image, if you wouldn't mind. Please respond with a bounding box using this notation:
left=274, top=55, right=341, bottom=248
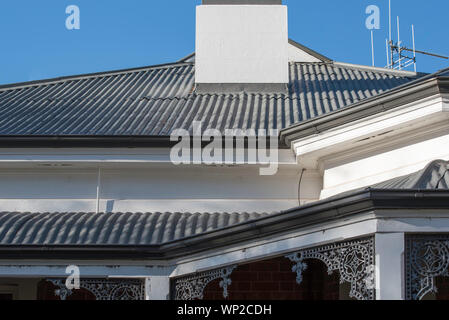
left=178, top=52, right=196, bottom=63
left=0, top=95, right=191, bottom=104
left=289, top=60, right=422, bottom=78
left=0, top=61, right=194, bottom=92
left=412, top=159, right=449, bottom=189
left=0, top=60, right=418, bottom=93
left=288, top=38, right=333, bottom=62
left=332, top=61, right=421, bottom=77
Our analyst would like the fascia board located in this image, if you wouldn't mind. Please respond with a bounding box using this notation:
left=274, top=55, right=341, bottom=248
left=291, top=95, right=447, bottom=168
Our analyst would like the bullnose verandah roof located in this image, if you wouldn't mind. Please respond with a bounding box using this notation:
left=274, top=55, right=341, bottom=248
left=0, top=160, right=447, bottom=255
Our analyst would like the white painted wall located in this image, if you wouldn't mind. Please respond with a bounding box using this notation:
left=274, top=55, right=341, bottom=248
left=321, top=129, right=449, bottom=198
left=146, top=277, right=170, bottom=300
left=290, top=94, right=449, bottom=199
left=196, top=5, right=288, bottom=84
left=375, top=233, right=405, bottom=300
left=0, top=161, right=322, bottom=213
left=0, top=99, right=446, bottom=213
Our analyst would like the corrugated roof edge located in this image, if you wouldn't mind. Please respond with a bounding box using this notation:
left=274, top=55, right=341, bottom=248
left=280, top=67, right=449, bottom=146
left=0, top=59, right=419, bottom=96
left=332, top=61, right=422, bottom=77
left=0, top=61, right=194, bottom=91
left=0, top=35, right=422, bottom=92
left=178, top=53, right=196, bottom=63
left=0, top=189, right=449, bottom=260
left=326, top=160, right=449, bottom=199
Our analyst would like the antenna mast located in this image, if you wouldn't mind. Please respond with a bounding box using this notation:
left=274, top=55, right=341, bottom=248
left=387, top=1, right=448, bottom=71
left=412, top=24, right=416, bottom=72
left=371, top=30, right=375, bottom=66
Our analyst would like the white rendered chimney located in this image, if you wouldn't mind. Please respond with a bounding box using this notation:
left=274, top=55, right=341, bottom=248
left=195, top=0, right=289, bottom=92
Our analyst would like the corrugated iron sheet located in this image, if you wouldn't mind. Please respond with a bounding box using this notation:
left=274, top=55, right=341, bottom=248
left=331, top=160, right=449, bottom=199
left=0, top=211, right=269, bottom=246
left=0, top=161, right=447, bottom=247
left=371, top=160, right=449, bottom=190
left=0, top=62, right=417, bottom=136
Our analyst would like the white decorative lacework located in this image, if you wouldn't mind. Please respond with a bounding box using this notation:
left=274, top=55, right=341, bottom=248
left=286, top=237, right=376, bottom=300
left=49, top=279, right=145, bottom=300
left=174, top=266, right=237, bottom=300
left=406, top=235, right=449, bottom=300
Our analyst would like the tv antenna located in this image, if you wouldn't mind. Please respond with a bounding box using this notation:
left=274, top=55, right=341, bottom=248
left=386, top=0, right=448, bottom=71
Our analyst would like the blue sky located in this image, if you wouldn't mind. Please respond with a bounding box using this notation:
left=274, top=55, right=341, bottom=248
left=0, top=0, right=448, bottom=85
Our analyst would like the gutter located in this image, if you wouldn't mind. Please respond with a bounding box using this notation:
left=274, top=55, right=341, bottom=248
left=0, top=136, right=176, bottom=148
left=1, top=189, right=448, bottom=260
left=0, top=135, right=289, bottom=149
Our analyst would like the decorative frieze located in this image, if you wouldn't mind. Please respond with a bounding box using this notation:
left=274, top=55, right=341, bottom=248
left=286, top=237, right=376, bottom=300
left=49, top=279, right=145, bottom=301
left=406, top=234, right=449, bottom=300
left=174, top=266, right=237, bottom=300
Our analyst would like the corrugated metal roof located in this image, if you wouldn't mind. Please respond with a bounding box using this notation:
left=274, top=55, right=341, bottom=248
left=0, top=212, right=269, bottom=246
left=0, top=61, right=417, bottom=136
left=0, top=160, right=447, bottom=247
left=330, top=160, right=449, bottom=200
left=371, top=160, right=449, bottom=190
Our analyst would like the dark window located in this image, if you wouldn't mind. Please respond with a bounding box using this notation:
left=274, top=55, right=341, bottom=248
left=0, top=293, right=13, bottom=300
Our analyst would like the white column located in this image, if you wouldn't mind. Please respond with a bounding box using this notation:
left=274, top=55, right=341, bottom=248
left=375, top=233, right=405, bottom=300
left=145, top=277, right=171, bottom=300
